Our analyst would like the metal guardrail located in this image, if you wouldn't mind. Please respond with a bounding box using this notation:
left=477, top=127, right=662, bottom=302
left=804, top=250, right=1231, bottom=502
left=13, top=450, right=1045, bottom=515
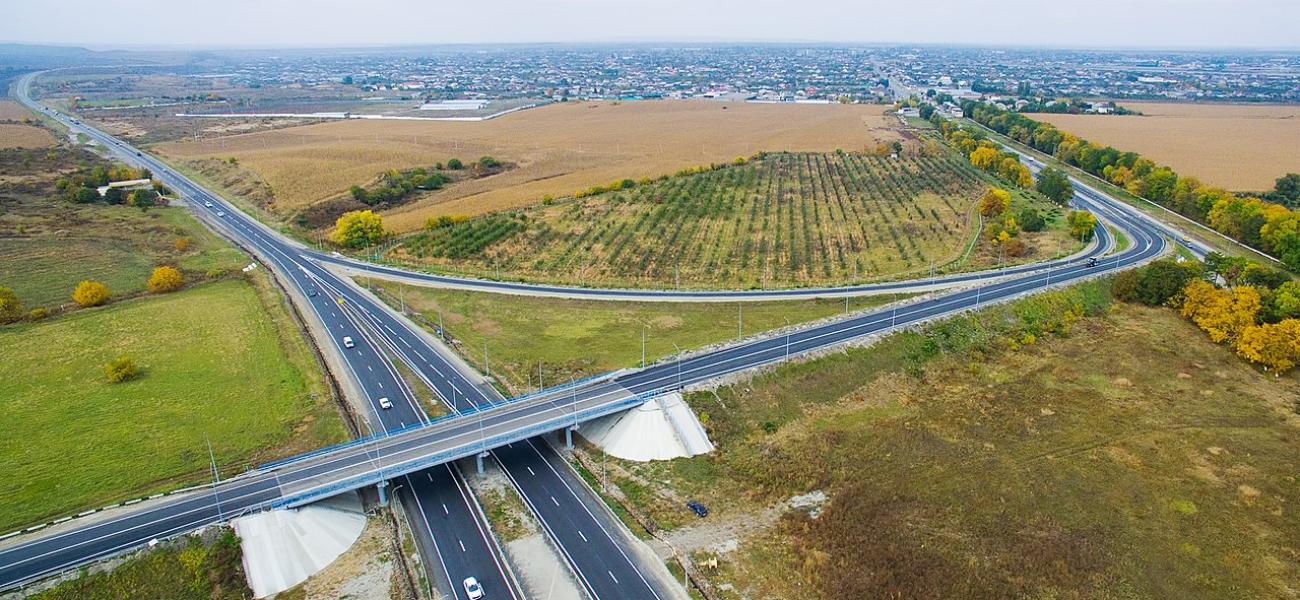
left=271, top=389, right=662, bottom=509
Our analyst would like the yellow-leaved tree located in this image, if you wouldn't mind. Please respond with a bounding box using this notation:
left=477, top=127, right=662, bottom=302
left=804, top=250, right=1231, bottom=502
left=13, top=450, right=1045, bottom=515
left=1235, top=320, right=1300, bottom=374
left=1180, top=280, right=1260, bottom=343
left=72, top=280, right=110, bottom=307
left=147, top=266, right=184, bottom=294
left=978, top=188, right=1011, bottom=217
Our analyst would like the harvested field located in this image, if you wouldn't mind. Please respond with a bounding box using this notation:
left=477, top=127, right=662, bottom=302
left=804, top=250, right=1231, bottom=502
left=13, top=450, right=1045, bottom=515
left=0, top=100, right=37, bottom=121
left=392, top=151, right=989, bottom=288
left=156, top=100, right=899, bottom=233
left=1034, top=102, right=1300, bottom=191
left=0, top=123, right=57, bottom=149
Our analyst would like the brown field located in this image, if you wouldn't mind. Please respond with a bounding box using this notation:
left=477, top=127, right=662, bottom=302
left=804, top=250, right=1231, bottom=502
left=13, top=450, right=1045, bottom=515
left=0, top=100, right=36, bottom=121
left=156, top=100, right=897, bottom=233
left=1034, top=102, right=1300, bottom=191
left=0, top=123, right=56, bottom=149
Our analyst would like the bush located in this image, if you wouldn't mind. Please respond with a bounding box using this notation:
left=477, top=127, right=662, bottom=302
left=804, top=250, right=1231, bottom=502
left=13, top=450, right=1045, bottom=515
left=147, top=266, right=185, bottom=293
left=332, top=210, right=385, bottom=248
left=447, top=158, right=464, bottom=170
left=174, top=236, right=193, bottom=252
left=105, top=356, right=138, bottom=383
left=72, top=280, right=110, bottom=307
left=1017, top=208, right=1045, bottom=232
left=28, top=307, right=48, bottom=320
left=1114, top=259, right=1201, bottom=306
left=477, top=155, right=501, bottom=169
left=0, top=286, right=22, bottom=323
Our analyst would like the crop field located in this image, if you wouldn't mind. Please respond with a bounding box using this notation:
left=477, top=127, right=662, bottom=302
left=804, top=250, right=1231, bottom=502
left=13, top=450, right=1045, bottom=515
left=591, top=283, right=1300, bottom=599
left=0, top=278, right=347, bottom=533
left=391, top=151, right=988, bottom=288
left=0, top=100, right=37, bottom=121
left=155, top=100, right=899, bottom=233
left=0, top=123, right=57, bottom=149
left=1034, top=102, right=1300, bottom=190
left=366, top=279, right=908, bottom=392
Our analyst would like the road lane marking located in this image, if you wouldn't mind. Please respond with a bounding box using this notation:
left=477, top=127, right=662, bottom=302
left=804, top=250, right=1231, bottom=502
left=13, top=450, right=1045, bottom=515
left=459, top=539, right=466, bottom=552
left=578, top=530, right=588, bottom=542
left=608, top=571, right=619, bottom=584
left=551, top=496, right=559, bottom=507
left=442, top=503, right=448, bottom=515
left=526, top=467, right=535, bottom=476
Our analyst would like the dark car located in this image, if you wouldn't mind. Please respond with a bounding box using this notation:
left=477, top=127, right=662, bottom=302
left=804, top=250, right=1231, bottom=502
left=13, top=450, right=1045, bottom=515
left=1087, top=257, right=1098, bottom=268
left=686, top=500, right=708, bottom=518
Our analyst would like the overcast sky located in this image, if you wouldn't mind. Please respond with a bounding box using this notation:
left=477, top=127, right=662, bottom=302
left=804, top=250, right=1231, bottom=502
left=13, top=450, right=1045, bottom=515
left=3, top=0, right=1298, bottom=50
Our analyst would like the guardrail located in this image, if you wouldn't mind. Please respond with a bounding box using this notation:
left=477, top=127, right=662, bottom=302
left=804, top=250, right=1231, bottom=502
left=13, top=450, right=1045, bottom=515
left=272, top=389, right=663, bottom=509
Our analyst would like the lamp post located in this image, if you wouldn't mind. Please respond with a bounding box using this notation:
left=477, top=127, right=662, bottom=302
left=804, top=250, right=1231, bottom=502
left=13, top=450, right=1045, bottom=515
left=784, top=317, right=791, bottom=360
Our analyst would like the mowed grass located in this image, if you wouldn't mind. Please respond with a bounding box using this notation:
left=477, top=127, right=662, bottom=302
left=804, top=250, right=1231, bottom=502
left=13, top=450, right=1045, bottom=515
left=156, top=100, right=899, bottom=233
left=366, top=279, right=909, bottom=392
left=603, top=285, right=1300, bottom=599
left=1034, top=102, right=1300, bottom=191
left=393, top=152, right=987, bottom=288
left=0, top=278, right=347, bottom=533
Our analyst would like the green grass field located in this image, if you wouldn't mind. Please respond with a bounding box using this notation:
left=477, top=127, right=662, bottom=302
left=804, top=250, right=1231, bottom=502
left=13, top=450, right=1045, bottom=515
left=367, top=279, right=909, bottom=392
left=390, top=151, right=991, bottom=289
left=31, top=529, right=250, bottom=600
left=0, top=277, right=347, bottom=533
left=0, top=203, right=246, bottom=310
left=591, top=283, right=1300, bottom=599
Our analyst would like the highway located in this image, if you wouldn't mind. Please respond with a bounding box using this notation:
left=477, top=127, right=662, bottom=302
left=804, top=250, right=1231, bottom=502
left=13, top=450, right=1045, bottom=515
left=10, top=73, right=524, bottom=600
left=2, top=72, right=1178, bottom=596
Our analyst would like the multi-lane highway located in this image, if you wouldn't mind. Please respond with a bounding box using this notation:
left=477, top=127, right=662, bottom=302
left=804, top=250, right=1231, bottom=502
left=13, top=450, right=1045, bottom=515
left=4, top=72, right=1180, bottom=597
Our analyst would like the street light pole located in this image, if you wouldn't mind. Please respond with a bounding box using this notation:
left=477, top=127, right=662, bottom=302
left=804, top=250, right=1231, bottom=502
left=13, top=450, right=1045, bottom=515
left=784, top=317, right=791, bottom=360
left=641, top=326, right=647, bottom=368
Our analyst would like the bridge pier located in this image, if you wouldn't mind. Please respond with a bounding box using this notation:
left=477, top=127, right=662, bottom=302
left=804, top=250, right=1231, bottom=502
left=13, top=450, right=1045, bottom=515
left=376, top=480, right=389, bottom=507
left=476, top=451, right=489, bottom=475
left=565, top=425, right=579, bottom=450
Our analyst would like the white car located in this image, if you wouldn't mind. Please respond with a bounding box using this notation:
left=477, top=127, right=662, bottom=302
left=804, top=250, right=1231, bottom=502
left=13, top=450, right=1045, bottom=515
left=204, top=201, right=213, bottom=208
left=216, top=211, right=226, bottom=217
left=378, top=397, right=393, bottom=410
left=463, top=577, right=484, bottom=599
left=342, top=336, right=355, bottom=349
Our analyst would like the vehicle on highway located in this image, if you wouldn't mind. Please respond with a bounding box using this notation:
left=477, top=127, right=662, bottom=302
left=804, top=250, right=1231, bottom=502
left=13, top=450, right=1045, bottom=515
left=1087, top=257, right=1098, bottom=268
left=686, top=499, right=709, bottom=518
left=343, top=336, right=355, bottom=349
left=463, top=576, right=484, bottom=599
left=378, top=397, right=393, bottom=410
left=216, top=211, right=226, bottom=217
left=204, top=201, right=213, bottom=208
left=307, top=288, right=318, bottom=297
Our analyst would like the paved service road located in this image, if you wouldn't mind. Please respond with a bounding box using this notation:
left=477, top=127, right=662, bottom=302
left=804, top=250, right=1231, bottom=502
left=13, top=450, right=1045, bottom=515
left=2, top=71, right=1175, bottom=596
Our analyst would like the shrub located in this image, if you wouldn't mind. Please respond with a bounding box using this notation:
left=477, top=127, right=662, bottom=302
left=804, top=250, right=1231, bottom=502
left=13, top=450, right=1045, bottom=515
left=105, top=356, right=138, bottom=383
left=478, top=155, right=501, bottom=169
left=72, top=280, right=110, bottom=307
left=1017, top=208, right=1045, bottom=232
left=174, top=236, right=193, bottom=252
left=28, top=307, right=48, bottom=320
left=332, top=210, right=385, bottom=248
left=447, top=158, right=464, bottom=170
left=0, top=286, right=21, bottom=323
left=147, top=266, right=185, bottom=293
left=977, top=188, right=1011, bottom=217
left=1114, top=259, right=1201, bottom=306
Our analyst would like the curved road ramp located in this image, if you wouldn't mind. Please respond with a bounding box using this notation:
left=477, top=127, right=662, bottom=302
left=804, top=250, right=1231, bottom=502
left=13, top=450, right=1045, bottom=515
left=231, top=491, right=366, bottom=597
left=578, top=392, right=715, bottom=461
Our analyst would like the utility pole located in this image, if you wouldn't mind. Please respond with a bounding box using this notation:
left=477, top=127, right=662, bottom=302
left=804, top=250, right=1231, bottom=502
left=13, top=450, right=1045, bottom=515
left=641, top=327, right=647, bottom=368
left=737, top=304, right=743, bottom=339
left=784, top=317, right=791, bottom=360
left=673, top=343, right=683, bottom=389
left=206, top=437, right=224, bottom=523
left=483, top=340, right=489, bottom=379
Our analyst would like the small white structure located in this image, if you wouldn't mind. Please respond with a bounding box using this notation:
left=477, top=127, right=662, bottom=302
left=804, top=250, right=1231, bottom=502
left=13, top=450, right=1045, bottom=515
left=419, top=100, right=490, bottom=111
left=232, top=491, right=366, bottom=598
left=96, top=178, right=151, bottom=197
left=578, top=392, right=714, bottom=461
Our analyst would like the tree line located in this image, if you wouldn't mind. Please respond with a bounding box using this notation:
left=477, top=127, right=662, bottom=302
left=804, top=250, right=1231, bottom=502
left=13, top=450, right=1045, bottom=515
left=962, top=101, right=1300, bottom=272
left=55, top=164, right=168, bottom=207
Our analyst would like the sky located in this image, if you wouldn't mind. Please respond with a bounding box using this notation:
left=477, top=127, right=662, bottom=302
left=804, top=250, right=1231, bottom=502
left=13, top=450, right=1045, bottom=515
left=2, top=0, right=1298, bottom=50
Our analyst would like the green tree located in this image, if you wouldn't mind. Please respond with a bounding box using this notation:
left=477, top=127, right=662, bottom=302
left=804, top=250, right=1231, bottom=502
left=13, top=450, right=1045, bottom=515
left=332, top=210, right=385, bottom=249
left=0, top=286, right=22, bottom=323
left=1066, top=210, right=1097, bottom=241
left=129, top=189, right=156, bottom=208
left=349, top=185, right=369, bottom=204
left=1035, top=166, right=1072, bottom=205
left=478, top=156, right=501, bottom=169
left=1114, top=259, right=1201, bottom=306
left=1268, top=173, right=1300, bottom=207
left=447, top=158, right=464, bottom=170
left=1016, top=208, right=1045, bottom=232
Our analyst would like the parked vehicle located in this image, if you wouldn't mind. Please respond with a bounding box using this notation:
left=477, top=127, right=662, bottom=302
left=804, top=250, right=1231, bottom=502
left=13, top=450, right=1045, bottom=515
left=686, top=500, right=709, bottom=518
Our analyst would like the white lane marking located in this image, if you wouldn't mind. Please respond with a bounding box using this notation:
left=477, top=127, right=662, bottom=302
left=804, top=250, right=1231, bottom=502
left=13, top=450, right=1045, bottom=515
left=366, top=365, right=373, bottom=372
left=442, top=503, right=449, bottom=515
left=526, top=467, right=535, bottom=476
left=550, top=496, right=559, bottom=507
left=608, top=571, right=619, bottom=584
left=377, top=381, right=384, bottom=389
left=578, top=530, right=588, bottom=542
left=428, top=473, right=434, bottom=483
left=459, top=539, right=466, bottom=552
left=401, top=338, right=412, bottom=348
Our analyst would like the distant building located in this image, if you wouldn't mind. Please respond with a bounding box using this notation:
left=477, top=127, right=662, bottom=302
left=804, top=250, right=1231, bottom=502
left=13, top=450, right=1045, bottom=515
left=898, top=107, right=921, bottom=118
left=96, top=179, right=152, bottom=197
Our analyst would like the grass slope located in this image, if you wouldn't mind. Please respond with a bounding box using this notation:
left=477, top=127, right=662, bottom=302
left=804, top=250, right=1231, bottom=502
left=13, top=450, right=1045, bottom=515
left=367, top=279, right=908, bottom=392
left=0, top=277, right=346, bottom=533
left=597, top=283, right=1300, bottom=599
